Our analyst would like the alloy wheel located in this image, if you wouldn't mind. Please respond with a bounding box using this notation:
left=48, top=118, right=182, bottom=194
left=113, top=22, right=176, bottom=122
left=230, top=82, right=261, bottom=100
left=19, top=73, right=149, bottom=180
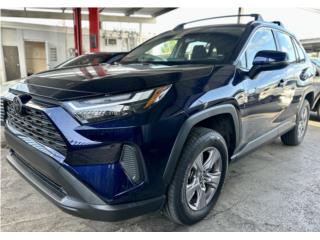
left=185, top=147, right=222, bottom=211
left=298, top=105, right=309, bottom=138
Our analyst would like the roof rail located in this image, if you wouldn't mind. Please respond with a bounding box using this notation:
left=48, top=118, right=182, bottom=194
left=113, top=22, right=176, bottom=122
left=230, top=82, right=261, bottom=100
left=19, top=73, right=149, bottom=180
left=173, top=14, right=263, bottom=31
left=271, top=21, right=284, bottom=27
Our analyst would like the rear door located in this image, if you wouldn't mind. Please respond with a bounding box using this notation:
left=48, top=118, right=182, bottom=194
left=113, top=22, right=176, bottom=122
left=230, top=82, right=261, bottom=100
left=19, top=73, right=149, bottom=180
left=273, top=31, right=310, bottom=122
left=293, top=38, right=320, bottom=109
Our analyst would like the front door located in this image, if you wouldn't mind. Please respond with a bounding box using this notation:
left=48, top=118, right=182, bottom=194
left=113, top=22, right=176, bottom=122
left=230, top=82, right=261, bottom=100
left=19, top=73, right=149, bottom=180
left=238, top=28, right=285, bottom=144
left=3, top=46, right=21, bottom=81
left=272, top=31, right=308, bottom=123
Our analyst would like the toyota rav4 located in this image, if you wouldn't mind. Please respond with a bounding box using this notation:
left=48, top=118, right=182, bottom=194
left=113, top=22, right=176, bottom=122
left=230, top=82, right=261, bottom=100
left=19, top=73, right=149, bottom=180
left=2, top=14, right=319, bottom=225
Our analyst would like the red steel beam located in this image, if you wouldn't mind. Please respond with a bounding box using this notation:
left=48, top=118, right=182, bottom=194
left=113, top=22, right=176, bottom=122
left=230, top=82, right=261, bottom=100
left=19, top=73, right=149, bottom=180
left=73, top=8, right=83, bottom=56
left=88, top=8, right=100, bottom=52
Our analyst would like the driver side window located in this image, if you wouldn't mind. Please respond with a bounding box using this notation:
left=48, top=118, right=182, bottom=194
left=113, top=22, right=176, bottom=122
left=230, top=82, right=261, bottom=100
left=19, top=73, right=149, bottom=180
left=239, top=29, right=277, bottom=69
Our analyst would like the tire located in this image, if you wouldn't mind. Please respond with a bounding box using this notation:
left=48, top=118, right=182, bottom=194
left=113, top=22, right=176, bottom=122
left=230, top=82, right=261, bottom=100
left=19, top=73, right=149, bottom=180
left=164, top=127, right=228, bottom=225
left=317, top=104, right=320, bottom=120
left=281, top=100, right=310, bottom=146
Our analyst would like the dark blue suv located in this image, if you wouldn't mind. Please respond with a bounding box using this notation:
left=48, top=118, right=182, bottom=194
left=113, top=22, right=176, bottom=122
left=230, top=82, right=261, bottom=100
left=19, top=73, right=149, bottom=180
left=3, top=14, right=319, bottom=225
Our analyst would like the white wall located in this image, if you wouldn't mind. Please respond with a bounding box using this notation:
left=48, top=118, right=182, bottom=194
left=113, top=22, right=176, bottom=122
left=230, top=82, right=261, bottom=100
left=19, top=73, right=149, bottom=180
left=1, top=22, right=148, bottom=82
left=1, top=26, right=73, bottom=81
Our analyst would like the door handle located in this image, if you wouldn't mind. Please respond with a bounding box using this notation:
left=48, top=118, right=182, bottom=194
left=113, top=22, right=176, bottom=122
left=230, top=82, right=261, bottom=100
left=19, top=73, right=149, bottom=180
left=278, top=79, right=285, bottom=87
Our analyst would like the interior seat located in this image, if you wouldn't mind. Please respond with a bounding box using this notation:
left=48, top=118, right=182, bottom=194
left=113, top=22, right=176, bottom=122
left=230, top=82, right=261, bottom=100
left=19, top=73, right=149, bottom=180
left=191, top=45, right=207, bottom=59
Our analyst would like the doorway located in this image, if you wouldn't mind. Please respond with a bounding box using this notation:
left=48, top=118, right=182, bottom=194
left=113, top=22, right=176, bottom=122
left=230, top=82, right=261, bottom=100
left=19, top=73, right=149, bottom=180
left=24, top=41, right=47, bottom=76
left=3, top=46, right=21, bottom=81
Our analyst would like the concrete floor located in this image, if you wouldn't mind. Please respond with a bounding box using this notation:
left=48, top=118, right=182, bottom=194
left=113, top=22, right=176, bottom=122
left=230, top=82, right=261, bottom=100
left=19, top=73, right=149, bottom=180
left=1, top=114, right=320, bottom=232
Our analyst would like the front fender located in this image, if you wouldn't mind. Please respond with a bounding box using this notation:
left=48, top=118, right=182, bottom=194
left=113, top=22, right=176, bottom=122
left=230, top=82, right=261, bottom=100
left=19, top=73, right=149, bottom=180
left=162, top=103, right=241, bottom=185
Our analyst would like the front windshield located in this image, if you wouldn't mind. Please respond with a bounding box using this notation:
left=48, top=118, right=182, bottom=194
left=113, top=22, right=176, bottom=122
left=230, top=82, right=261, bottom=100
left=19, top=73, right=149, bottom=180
left=121, top=26, right=245, bottom=65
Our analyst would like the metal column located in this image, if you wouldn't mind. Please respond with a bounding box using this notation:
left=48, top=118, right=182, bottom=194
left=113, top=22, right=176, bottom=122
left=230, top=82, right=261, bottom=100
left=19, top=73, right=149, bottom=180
left=237, top=7, right=243, bottom=24
left=89, top=8, right=100, bottom=52
left=73, top=8, right=83, bottom=56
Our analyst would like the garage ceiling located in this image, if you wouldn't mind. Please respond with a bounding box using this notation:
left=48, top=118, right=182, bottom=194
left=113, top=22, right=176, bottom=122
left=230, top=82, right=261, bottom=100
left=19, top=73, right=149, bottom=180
left=0, top=8, right=177, bottom=24
left=98, top=8, right=176, bottom=17
left=301, top=38, right=320, bottom=52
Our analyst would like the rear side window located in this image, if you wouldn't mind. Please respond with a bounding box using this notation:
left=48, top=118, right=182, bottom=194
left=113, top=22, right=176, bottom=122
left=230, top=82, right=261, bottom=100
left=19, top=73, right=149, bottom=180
left=275, top=32, right=297, bottom=62
left=293, top=39, right=306, bottom=61
left=239, top=29, right=277, bottom=69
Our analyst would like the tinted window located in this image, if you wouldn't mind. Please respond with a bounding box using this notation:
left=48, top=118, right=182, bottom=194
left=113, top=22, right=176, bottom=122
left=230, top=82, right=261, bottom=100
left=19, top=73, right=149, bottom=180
left=121, top=26, right=245, bottom=64
left=239, top=29, right=277, bottom=69
left=293, top=39, right=305, bottom=61
left=276, top=32, right=296, bottom=62
left=145, top=39, right=178, bottom=60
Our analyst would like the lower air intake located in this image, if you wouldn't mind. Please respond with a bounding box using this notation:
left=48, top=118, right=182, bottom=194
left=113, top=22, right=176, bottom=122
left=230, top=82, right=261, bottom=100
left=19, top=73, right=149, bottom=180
left=120, top=144, right=143, bottom=184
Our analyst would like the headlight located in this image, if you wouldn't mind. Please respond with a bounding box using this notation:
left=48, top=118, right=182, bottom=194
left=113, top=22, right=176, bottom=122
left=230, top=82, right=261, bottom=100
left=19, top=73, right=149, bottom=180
left=63, top=85, right=171, bottom=123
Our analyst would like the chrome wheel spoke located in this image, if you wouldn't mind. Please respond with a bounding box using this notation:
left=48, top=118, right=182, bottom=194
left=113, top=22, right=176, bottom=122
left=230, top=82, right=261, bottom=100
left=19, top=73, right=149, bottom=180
left=303, top=108, right=307, bottom=121
left=186, top=180, right=199, bottom=202
left=194, top=154, right=204, bottom=172
left=204, top=172, right=221, bottom=188
left=196, top=189, right=207, bottom=209
left=203, top=149, right=218, bottom=171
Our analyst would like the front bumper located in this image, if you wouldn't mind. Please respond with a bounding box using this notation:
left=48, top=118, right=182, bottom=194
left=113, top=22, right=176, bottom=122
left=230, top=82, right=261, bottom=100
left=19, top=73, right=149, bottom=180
left=5, top=129, right=165, bottom=221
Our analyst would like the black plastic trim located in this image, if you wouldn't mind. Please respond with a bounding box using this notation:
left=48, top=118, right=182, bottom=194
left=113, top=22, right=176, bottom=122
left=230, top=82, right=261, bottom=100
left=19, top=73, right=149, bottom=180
left=231, top=120, right=295, bottom=160
left=312, top=92, right=320, bottom=110
left=163, top=104, right=241, bottom=185
left=66, top=143, right=122, bottom=166
left=301, top=87, right=315, bottom=110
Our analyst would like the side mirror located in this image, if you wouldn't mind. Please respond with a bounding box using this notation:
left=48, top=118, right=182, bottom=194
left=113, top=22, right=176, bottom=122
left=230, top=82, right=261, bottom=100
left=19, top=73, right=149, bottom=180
left=248, top=50, right=289, bottom=78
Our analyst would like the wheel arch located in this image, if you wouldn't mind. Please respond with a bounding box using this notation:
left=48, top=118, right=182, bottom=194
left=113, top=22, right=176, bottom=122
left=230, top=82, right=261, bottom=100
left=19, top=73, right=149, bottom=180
left=162, top=103, right=241, bottom=186
left=298, top=87, right=315, bottom=111
left=305, top=91, right=314, bottom=108
left=311, top=92, right=320, bottom=111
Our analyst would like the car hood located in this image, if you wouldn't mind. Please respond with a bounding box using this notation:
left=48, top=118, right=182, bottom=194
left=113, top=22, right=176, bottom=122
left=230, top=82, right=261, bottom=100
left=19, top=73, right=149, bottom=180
left=10, top=63, right=214, bottom=101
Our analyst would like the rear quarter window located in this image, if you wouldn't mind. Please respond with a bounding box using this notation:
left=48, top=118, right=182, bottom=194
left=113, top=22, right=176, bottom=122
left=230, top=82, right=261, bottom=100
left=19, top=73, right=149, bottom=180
left=293, top=39, right=306, bottom=61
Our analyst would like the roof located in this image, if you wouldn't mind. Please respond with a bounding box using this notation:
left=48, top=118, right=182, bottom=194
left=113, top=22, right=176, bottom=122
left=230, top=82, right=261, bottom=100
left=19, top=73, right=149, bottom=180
left=0, top=8, right=177, bottom=24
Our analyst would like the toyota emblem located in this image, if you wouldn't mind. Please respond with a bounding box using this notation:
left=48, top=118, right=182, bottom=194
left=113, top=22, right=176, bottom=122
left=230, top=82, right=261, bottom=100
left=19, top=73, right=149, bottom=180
left=13, top=96, right=24, bottom=115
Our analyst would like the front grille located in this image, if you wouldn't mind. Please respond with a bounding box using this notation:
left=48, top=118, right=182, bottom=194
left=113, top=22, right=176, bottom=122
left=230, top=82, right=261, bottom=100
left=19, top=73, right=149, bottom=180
left=0, top=97, right=5, bottom=126
left=6, top=100, right=67, bottom=155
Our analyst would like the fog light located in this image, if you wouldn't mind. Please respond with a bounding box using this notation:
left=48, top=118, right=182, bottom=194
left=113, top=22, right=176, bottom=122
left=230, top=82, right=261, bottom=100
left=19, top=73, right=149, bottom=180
left=120, top=145, right=143, bottom=184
